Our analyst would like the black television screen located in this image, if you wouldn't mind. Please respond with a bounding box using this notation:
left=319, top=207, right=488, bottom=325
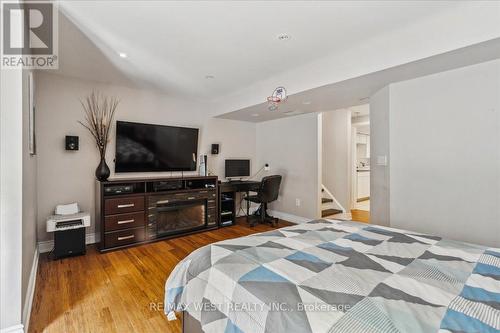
left=115, top=121, right=198, bottom=172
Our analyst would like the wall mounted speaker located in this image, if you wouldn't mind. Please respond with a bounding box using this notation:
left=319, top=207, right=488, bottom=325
left=65, top=136, right=79, bottom=151
left=211, top=144, right=219, bottom=155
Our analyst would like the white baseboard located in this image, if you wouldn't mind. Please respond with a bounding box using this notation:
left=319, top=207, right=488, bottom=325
left=22, top=248, right=39, bottom=332
left=0, top=324, right=24, bottom=333
left=38, top=232, right=99, bottom=254
left=236, top=207, right=310, bottom=225
left=267, top=210, right=310, bottom=224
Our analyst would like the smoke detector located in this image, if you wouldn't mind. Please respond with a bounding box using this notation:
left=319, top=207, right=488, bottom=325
left=277, top=33, right=290, bottom=41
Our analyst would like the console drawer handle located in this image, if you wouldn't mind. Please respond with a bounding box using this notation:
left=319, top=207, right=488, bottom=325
left=188, top=197, right=195, bottom=200
left=156, top=200, right=169, bottom=204
left=117, top=203, right=134, bottom=208
left=117, top=219, right=134, bottom=225
left=117, top=235, right=134, bottom=241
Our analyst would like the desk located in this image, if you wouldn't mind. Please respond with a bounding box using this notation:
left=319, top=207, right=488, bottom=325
left=218, top=180, right=261, bottom=227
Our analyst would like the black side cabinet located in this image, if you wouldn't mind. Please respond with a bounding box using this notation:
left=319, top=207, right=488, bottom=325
left=54, top=228, right=86, bottom=259
left=219, top=190, right=236, bottom=227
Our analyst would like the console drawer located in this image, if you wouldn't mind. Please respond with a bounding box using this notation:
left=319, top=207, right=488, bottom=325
left=105, top=196, right=144, bottom=215
left=105, top=227, right=145, bottom=248
left=105, top=212, right=144, bottom=231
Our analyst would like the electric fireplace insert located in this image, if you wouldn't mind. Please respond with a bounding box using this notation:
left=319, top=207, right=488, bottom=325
left=148, top=195, right=207, bottom=239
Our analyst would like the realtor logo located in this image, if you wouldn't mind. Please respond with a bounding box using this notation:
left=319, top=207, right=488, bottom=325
left=1, top=1, right=58, bottom=69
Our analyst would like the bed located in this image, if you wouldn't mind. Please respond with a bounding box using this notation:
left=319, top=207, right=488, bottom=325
left=165, top=219, right=500, bottom=333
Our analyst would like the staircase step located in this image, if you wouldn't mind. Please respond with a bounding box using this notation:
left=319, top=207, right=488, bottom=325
left=322, top=209, right=342, bottom=217
left=321, top=198, right=333, bottom=204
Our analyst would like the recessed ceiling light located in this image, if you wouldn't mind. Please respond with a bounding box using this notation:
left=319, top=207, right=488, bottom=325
left=205, top=75, right=215, bottom=79
left=118, top=52, right=127, bottom=58
left=277, top=33, right=290, bottom=41
left=251, top=113, right=259, bottom=117
left=302, top=101, right=311, bottom=105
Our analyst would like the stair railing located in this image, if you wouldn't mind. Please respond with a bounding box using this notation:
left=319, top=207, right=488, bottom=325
left=321, top=184, right=346, bottom=214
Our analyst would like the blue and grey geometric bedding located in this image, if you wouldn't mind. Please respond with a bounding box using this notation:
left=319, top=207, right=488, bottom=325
left=165, top=219, right=500, bottom=333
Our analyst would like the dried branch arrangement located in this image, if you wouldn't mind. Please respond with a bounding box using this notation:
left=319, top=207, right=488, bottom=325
left=78, top=91, right=119, bottom=157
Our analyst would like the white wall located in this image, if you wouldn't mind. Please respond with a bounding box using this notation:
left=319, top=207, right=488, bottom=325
left=321, top=109, right=351, bottom=211
left=370, top=87, right=390, bottom=226
left=371, top=60, right=500, bottom=246
left=0, top=69, right=24, bottom=331
left=35, top=72, right=256, bottom=242
left=256, top=113, right=321, bottom=221
left=21, top=71, right=37, bottom=324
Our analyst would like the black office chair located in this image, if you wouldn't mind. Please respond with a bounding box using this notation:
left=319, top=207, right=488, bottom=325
left=244, top=175, right=282, bottom=227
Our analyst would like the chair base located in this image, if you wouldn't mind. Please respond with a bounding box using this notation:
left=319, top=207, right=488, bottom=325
left=247, top=204, right=278, bottom=227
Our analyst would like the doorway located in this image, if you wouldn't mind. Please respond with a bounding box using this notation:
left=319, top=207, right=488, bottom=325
left=320, top=104, right=370, bottom=223
left=351, top=105, right=370, bottom=222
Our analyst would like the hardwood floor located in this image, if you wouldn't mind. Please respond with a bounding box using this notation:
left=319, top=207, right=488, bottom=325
left=28, top=218, right=292, bottom=333
left=351, top=209, right=370, bottom=223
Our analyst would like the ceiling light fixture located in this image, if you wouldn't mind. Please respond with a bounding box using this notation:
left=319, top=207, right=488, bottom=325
left=277, top=33, right=290, bottom=41
left=118, top=52, right=128, bottom=58
left=205, top=75, right=215, bottom=79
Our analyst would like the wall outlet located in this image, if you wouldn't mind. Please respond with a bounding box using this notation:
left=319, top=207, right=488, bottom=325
left=295, top=198, right=301, bottom=207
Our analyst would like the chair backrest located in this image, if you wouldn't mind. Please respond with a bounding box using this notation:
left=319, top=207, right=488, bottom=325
left=258, top=175, right=282, bottom=203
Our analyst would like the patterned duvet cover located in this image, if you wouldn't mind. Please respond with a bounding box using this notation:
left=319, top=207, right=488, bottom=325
left=165, top=219, right=500, bottom=333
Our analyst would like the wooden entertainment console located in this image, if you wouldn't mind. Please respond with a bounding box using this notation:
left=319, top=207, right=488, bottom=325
left=96, top=176, right=218, bottom=252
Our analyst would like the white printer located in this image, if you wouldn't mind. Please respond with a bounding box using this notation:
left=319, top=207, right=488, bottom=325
left=46, top=212, right=91, bottom=232
left=46, top=203, right=90, bottom=258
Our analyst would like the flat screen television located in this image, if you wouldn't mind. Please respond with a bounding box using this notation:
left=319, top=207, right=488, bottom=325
left=115, top=121, right=199, bottom=172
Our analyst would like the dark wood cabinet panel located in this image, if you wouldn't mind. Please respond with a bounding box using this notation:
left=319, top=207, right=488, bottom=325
left=97, top=176, right=219, bottom=252
left=104, top=196, right=144, bottom=215
left=104, top=227, right=146, bottom=248
left=104, top=211, right=145, bottom=232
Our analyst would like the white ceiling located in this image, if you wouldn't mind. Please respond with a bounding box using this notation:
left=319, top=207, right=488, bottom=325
left=50, top=13, right=138, bottom=88
left=52, top=1, right=500, bottom=120
left=217, top=38, right=500, bottom=122
left=56, top=1, right=461, bottom=99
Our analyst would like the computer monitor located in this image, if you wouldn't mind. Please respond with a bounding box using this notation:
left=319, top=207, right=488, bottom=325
left=225, top=159, right=250, bottom=179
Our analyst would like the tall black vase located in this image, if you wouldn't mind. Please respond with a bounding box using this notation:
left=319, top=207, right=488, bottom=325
left=95, top=156, right=110, bottom=181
